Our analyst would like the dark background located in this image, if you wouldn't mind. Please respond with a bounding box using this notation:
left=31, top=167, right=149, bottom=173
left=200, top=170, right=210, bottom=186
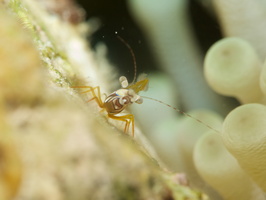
left=77, top=0, right=222, bottom=81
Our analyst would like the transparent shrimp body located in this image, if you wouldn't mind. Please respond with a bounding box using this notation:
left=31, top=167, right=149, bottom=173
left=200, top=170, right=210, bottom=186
left=102, top=75, right=148, bottom=135
left=72, top=74, right=149, bottom=136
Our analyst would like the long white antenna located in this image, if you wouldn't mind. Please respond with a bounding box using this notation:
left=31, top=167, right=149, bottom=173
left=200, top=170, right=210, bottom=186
left=142, top=96, right=220, bottom=134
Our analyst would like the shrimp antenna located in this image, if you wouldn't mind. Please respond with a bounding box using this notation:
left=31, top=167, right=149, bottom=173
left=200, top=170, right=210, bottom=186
left=142, top=96, right=220, bottom=134
left=117, top=35, right=137, bottom=84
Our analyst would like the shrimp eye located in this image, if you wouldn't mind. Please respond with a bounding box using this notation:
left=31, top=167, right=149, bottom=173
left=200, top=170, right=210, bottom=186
left=135, top=97, right=143, bottom=104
